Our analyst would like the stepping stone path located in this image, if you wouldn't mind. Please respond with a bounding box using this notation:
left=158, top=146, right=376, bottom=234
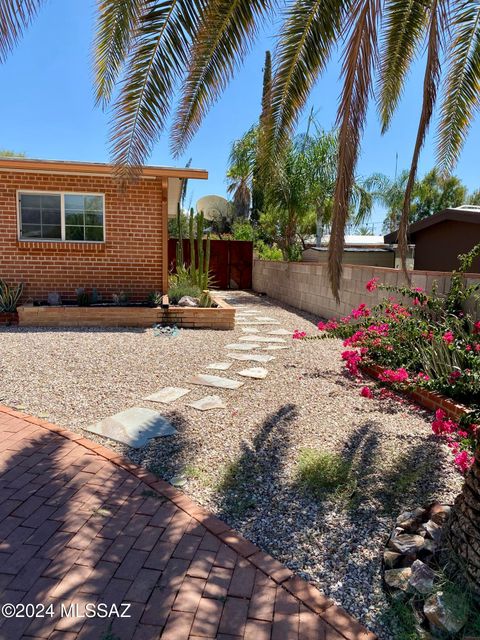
left=86, top=407, right=177, bottom=448
left=225, top=343, right=262, bottom=351
left=228, top=353, right=275, bottom=362
left=188, top=395, right=226, bottom=411
left=236, top=320, right=281, bottom=326
left=186, top=374, right=244, bottom=390
left=238, top=367, right=269, bottom=379
left=241, top=326, right=260, bottom=332
left=143, top=386, right=190, bottom=403
left=207, top=362, right=232, bottom=371
left=239, top=336, right=286, bottom=343
left=263, top=344, right=290, bottom=351
left=267, top=328, right=292, bottom=335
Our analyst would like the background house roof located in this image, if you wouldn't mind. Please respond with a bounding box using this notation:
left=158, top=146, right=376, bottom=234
left=384, top=206, right=480, bottom=243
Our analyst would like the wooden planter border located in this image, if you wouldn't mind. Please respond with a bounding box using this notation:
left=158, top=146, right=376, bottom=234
left=360, top=362, right=470, bottom=421
left=17, top=294, right=235, bottom=330
left=0, top=311, right=19, bottom=326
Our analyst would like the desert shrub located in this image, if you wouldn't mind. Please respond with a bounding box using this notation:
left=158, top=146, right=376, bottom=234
left=168, top=283, right=201, bottom=305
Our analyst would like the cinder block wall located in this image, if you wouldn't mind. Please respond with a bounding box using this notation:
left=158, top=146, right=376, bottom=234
left=0, top=170, right=167, bottom=302
left=252, top=260, right=480, bottom=319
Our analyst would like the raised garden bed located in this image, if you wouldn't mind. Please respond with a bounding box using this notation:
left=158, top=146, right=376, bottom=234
left=17, top=293, right=235, bottom=330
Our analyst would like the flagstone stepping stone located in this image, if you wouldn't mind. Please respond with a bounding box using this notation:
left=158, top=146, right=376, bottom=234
left=207, top=362, right=232, bottom=371
left=236, top=321, right=281, bottom=326
left=225, top=343, right=262, bottom=351
left=143, top=387, right=190, bottom=403
left=170, top=475, right=187, bottom=488
left=227, top=353, right=275, bottom=363
left=267, top=328, right=292, bottom=335
left=186, top=374, right=244, bottom=390
left=254, top=316, right=277, bottom=322
left=86, top=407, right=177, bottom=448
left=240, top=327, right=260, bottom=333
left=188, top=395, right=227, bottom=411
left=263, top=345, right=290, bottom=351
left=239, top=336, right=286, bottom=343
left=238, top=367, right=268, bottom=379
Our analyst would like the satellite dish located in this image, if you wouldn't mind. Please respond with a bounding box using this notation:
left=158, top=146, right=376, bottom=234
left=196, top=195, right=233, bottom=222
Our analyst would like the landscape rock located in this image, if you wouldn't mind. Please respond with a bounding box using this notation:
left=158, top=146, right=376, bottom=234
left=388, top=534, right=425, bottom=555
left=409, top=560, right=435, bottom=594
left=178, top=296, right=199, bottom=307
left=422, top=520, right=443, bottom=544
left=396, top=511, right=420, bottom=532
left=424, top=592, right=467, bottom=634
left=384, top=567, right=412, bottom=591
left=430, top=503, right=451, bottom=525
left=383, top=551, right=401, bottom=568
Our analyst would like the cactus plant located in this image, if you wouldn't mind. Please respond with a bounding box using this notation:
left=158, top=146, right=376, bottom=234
left=175, top=203, right=184, bottom=268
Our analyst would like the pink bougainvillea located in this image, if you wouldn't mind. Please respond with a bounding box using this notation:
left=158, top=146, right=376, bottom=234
left=317, top=320, right=338, bottom=331
left=442, top=330, right=454, bottom=344
left=453, top=450, right=475, bottom=473
left=351, top=303, right=371, bottom=319
left=292, top=330, right=306, bottom=340
left=430, top=409, right=475, bottom=473
left=360, top=386, right=373, bottom=398
left=378, top=367, right=409, bottom=384
left=341, top=350, right=362, bottom=376
left=366, top=277, right=379, bottom=292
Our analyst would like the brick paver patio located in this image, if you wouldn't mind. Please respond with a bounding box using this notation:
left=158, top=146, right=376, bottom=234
left=0, top=405, right=375, bottom=639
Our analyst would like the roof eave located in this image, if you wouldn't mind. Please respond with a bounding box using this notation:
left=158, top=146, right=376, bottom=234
left=0, top=158, right=208, bottom=180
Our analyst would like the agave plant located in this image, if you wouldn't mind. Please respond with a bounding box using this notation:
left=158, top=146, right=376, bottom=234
left=0, top=279, right=23, bottom=312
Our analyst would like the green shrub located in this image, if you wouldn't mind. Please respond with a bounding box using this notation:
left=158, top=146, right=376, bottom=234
left=0, top=279, right=23, bottom=312
left=168, top=283, right=201, bottom=305
left=147, top=291, right=163, bottom=306
left=255, top=240, right=283, bottom=261
left=296, top=448, right=351, bottom=496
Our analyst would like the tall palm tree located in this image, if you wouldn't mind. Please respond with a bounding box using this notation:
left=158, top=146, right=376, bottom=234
left=3, top=0, right=480, bottom=299
left=226, top=126, right=257, bottom=218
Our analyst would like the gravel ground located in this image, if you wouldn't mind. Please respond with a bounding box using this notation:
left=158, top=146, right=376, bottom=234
left=0, top=291, right=463, bottom=639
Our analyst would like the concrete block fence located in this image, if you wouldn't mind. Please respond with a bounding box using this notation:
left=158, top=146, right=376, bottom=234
left=252, top=260, right=480, bottom=320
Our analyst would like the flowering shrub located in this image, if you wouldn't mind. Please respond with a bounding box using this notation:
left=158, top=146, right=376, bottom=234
left=294, top=244, right=480, bottom=472
left=431, top=409, right=476, bottom=472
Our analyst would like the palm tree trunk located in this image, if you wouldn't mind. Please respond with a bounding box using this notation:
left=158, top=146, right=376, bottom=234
left=316, top=204, right=325, bottom=248
left=445, top=445, right=480, bottom=598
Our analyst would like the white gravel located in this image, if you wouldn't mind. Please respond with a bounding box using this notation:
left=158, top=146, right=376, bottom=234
left=0, top=291, right=463, bottom=639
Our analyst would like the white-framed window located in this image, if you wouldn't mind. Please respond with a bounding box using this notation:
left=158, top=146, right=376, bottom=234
left=18, top=191, right=105, bottom=242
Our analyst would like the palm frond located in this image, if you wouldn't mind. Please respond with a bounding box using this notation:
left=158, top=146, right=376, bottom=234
left=328, top=0, right=382, bottom=302
left=0, top=0, right=44, bottom=62
left=171, top=0, right=274, bottom=157
left=398, top=0, right=448, bottom=277
left=377, top=0, right=430, bottom=133
left=108, top=0, right=206, bottom=177
left=437, top=0, right=480, bottom=172
left=94, top=0, right=146, bottom=107
left=270, top=0, right=347, bottom=149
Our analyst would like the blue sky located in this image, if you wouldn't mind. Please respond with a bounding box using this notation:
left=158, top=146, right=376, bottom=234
left=1, top=0, right=480, bottom=231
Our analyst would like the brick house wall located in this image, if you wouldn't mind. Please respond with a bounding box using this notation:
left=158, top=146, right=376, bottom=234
left=0, top=170, right=168, bottom=302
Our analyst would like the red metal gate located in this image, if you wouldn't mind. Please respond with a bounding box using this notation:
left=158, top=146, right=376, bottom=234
left=168, top=239, right=253, bottom=289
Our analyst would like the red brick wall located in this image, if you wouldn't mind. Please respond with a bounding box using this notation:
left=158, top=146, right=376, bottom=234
left=0, top=170, right=167, bottom=302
